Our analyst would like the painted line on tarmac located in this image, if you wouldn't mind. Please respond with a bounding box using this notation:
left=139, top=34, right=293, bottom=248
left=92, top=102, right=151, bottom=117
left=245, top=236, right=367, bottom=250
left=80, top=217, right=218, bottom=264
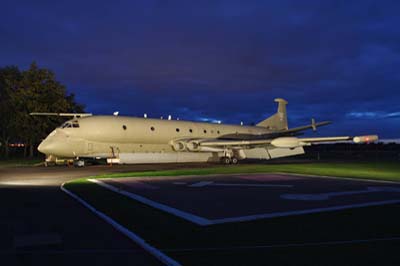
left=188, top=181, right=293, bottom=188
left=211, top=199, right=400, bottom=224
left=162, top=236, right=400, bottom=253
left=188, top=181, right=214, bottom=187
left=4, top=235, right=400, bottom=255
left=60, top=182, right=182, bottom=266
left=2, top=236, right=400, bottom=255
left=88, top=179, right=400, bottom=226
left=0, top=248, right=149, bottom=254
left=281, top=186, right=400, bottom=201
left=89, top=179, right=212, bottom=226
left=212, top=182, right=293, bottom=188
left=274, top=172, right=400, bottom=184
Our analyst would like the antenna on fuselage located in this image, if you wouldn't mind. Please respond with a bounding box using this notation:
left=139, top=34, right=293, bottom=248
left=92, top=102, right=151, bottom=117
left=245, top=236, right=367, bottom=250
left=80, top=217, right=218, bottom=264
left=30, top=112, right=92, bottom=118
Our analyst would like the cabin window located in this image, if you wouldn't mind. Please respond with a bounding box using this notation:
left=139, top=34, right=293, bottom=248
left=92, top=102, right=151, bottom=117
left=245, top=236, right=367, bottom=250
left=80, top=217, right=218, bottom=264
left=203, top=129, right=207, bottom=134
left=217, top=130, right=220, bottom=134
left=189, top=129, right=193, bottom=133
left=150, top=126, right=155, bottom=131
left=176, top=128, right=180, bottom=132
left=122, top=125, right=127, bottom=130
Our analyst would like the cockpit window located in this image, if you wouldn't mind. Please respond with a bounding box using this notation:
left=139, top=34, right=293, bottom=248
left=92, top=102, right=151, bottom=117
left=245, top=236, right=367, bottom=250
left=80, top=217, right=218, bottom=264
left=61, top=123, right=71, bottom=128
left=60, top=121, right=79, bottom=128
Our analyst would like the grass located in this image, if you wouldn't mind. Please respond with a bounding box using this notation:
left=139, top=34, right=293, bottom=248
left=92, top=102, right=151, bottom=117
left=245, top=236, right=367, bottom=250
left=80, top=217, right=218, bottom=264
left=91, top=162, right=400, bottom=182
left=0, top=158, right=42, bottom=167
left=64, top=162, right=400, bottom=265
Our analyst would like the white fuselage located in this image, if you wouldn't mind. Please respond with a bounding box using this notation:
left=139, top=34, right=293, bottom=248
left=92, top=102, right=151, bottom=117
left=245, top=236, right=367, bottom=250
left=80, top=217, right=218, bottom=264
left=38, top=116, right=304, bottom=163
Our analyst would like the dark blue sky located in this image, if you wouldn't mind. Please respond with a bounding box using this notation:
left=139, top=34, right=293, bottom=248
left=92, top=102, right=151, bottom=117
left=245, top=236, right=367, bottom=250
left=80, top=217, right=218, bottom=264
left=1, top=1, right=399, bottom=138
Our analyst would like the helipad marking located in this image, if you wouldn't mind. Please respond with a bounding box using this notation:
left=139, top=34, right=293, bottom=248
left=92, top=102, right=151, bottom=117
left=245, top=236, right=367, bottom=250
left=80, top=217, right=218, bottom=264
left=88, top=179, right=212, bottom=226
left=88, top=178, right=400, bottom=226
left=61, top=182, right=182, bottom=266
left=188, top=181, right=293, bottom=188
left=173, top=182, right=187, bottom=185
left=281, top=186, right=400, bottom=201
left=112, top=180, right=159, bottom=190
left=211, top=199, right=400, bottom=224
left=188, top=181, right=214, bottom=187
left=212, top=183, right=293, bottom=188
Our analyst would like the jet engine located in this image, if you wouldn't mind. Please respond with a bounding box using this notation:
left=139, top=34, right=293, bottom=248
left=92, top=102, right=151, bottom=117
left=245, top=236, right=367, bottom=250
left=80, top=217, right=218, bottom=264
left=186, top=140, right=200, bottom=151
left=186, top=140, right=224, bottom=152
left=171, top=141, right=187, bottom=151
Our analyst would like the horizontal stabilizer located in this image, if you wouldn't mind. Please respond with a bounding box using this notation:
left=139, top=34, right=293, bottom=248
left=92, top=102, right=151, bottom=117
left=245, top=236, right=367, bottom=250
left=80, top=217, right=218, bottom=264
left=285, top=121, right=331, bottom=134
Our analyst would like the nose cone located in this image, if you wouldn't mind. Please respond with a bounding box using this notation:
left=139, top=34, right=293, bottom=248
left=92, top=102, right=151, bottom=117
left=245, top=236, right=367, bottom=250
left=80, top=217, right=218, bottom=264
left=38, top=139, right=50, bottom=154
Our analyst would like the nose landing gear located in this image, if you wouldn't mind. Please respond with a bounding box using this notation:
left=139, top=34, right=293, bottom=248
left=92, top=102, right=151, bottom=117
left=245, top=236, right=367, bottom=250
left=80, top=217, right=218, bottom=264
left=73, top=159, right=85, bottom=167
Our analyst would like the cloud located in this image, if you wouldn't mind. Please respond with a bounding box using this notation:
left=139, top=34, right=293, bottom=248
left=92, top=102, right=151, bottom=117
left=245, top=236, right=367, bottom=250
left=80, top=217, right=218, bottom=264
left=1, top=0, right=400, bottom=137
left=347, top=111, right=400, bottom=119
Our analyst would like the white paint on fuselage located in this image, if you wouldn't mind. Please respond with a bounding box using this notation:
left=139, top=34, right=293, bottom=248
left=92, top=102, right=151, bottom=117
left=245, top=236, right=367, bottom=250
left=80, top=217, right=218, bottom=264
left=38, top=115, right=304, bottom=163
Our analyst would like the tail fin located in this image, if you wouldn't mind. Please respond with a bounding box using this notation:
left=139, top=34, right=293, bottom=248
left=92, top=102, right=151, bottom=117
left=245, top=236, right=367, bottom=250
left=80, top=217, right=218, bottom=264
left=256, top=98, right=288, bottom=130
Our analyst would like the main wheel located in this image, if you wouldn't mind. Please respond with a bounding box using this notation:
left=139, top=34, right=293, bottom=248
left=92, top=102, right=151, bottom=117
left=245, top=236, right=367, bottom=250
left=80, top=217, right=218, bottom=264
left=231, top=157, right=239, bottom=164
left=221, top=157, right=231, bottom=165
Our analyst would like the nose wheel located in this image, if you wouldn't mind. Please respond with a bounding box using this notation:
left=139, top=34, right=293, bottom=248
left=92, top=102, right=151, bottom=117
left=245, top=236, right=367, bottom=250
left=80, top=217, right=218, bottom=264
left=73, top=159, right=85, bottom=167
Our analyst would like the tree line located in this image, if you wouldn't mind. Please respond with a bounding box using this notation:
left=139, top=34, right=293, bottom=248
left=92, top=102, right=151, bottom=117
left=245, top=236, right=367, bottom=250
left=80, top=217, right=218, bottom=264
left=0, top=62, right=84, bottom=158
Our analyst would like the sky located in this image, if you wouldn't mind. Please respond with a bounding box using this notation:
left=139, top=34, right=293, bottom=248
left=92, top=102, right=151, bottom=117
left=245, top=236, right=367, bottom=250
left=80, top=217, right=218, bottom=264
left=1, top=0, right=399, bottom=138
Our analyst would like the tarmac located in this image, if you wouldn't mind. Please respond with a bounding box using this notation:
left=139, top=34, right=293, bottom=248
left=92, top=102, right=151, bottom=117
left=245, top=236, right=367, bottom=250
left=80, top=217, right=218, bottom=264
left=98, top=173, right=400, bottom=225
left=2, top=164, right=400, bottom=265
left=0, top=163, right=212, bottom=266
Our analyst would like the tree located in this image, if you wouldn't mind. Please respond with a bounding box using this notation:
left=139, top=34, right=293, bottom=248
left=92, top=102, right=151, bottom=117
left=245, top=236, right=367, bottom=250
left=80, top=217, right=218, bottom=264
left=13, top=62, right=84, bottom=157
left=0, top=66, right=22, bottom=158
left=0, top=62, right=85, bottom=158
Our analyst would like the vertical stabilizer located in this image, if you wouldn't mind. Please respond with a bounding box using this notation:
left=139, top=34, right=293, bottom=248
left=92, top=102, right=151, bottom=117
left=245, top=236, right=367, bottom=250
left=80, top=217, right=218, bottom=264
left=256, top=98, right=288, bottom=130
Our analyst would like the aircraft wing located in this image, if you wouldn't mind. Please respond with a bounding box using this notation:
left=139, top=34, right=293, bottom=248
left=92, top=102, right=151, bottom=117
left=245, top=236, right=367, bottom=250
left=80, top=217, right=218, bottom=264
left=196, top=135, right=378, bottom=150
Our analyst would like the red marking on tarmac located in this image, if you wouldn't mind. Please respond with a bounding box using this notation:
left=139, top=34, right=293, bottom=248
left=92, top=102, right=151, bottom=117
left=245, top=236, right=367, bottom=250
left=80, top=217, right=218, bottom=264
left=238, top=174, right=303, bottom=182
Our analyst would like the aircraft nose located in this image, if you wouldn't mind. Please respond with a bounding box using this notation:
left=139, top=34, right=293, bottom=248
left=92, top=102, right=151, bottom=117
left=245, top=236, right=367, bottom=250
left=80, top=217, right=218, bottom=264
left=38, top=140, right=49, bottom=154
left=38, top=138, right=57, bottom=155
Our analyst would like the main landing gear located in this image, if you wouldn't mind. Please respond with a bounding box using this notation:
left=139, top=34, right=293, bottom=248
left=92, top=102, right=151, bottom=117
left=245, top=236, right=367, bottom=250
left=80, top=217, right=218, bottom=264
left=220, top=156, right=239, bottom=165
left=73, top=159, right=85, bottom=167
